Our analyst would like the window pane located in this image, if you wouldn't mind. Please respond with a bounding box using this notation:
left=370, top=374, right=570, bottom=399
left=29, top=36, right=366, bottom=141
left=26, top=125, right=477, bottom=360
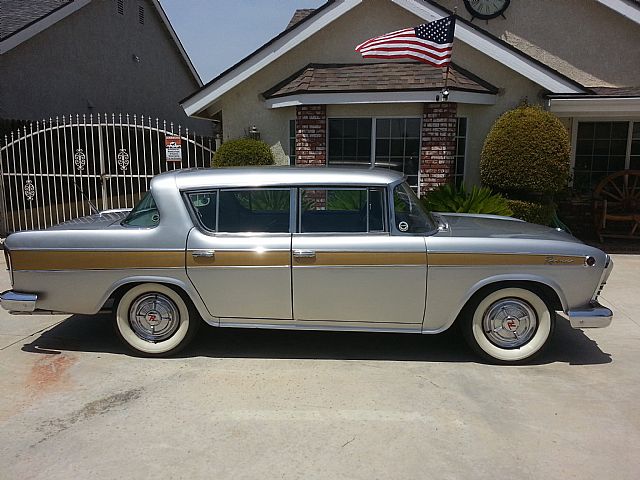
left=301, top=189, right=367, bottom=233
left=376, top=138, right=390, bottom=157
left=328, top=118, right=372, bottom=167
left=369, top=188, right=386, bottom=232
left=188, top=191, right=217, bottom=231
left=405, top=139, right=420, bottom=157
left=218, top=189, right=290, bottom=233
left=393, top=183, right=434, bottom=233
left=123, top=192, right=160, bottom=227
left=390, top=118, right=404, bottom=137
left=376, top=119, right=390, bottom=138
left=289, top=119, right=296, bottom=165
left=574, top=121, right=630, bottom=191
left=406, top=118, right=421, bottom=138
left=390, top=139, right=404, bottom=156
left=631, top=140, right=640, bottom=156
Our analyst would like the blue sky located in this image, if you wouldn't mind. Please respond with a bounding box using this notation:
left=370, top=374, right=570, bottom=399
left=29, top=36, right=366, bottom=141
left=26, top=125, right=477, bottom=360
left=160, top=0, right=326, bottom=83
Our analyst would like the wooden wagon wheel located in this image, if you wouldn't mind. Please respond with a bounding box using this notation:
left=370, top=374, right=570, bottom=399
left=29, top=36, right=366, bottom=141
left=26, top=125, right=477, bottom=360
left=593, top=170, right=640, bottom=241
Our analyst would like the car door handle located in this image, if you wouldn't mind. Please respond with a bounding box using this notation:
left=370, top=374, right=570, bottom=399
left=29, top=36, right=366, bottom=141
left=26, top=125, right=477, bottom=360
left=293, top=249, right=316, bottom=259
left=191, top=249, right=215, bottom=258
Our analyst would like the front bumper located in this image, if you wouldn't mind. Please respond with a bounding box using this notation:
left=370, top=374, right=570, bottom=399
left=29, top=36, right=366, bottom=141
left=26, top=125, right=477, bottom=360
left=0, top=290, right=37, bottom=313
left=558, top=302, right=613, bottom=328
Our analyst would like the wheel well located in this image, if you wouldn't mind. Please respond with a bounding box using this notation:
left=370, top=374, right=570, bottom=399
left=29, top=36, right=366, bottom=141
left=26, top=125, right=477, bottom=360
left=461, top=280, right=563, bottom=316
left=103, top=282, right=194, bottom=311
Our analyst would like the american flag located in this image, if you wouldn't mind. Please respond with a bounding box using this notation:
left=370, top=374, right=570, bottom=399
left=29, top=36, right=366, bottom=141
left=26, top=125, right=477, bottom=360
left=355, top=16, right=456, bottom=68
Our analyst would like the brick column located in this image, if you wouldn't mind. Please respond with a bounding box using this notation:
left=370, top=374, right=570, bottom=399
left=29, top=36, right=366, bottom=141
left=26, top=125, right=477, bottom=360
left=419, top=103, right=457, bottom=196
left=295, top=105, right=326, bottom=166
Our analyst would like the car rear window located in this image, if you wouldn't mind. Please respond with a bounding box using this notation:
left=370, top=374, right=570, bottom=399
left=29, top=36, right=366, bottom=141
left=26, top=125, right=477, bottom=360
left=122, top=192, right=160, bottom=228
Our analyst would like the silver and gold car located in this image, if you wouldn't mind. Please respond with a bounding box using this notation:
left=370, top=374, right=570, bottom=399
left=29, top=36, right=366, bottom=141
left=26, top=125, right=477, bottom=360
left=1, top=168, right=613, bottom=363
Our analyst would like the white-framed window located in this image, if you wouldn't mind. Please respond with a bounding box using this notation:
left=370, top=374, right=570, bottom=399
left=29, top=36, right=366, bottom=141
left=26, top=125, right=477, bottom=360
left=454, top=117, right=467, bottom=188
left=289, top=119, right=296, bottom=165
left=327, top=117, right=420, bottom=190
left=573, top=120, right=640, bottom=191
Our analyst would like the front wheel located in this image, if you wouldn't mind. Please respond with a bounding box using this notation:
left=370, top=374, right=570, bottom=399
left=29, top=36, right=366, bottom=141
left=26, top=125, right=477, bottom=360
left=114, top=283, right=199, bottom=357
left=461, top=287, right=555, bottom=364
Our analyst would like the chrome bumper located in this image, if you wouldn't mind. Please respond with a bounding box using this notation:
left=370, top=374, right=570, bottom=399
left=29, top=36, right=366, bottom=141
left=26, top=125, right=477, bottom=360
left=558, top=302, right=613, bottom=328
left=0, top=290, right=38, bottom=313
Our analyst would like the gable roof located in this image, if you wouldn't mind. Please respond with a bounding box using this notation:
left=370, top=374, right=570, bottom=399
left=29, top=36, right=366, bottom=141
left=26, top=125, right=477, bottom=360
left=264, top=62, right=498, bottom=98
left=180, top=0, right=588, bottom=117
left=0, top=0, right=202, bottom=86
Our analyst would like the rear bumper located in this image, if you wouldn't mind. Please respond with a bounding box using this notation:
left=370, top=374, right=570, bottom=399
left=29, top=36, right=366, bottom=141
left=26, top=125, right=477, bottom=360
left=558, top=302, right=613, bottom=328
left=0, top=290, right=37, bottom=313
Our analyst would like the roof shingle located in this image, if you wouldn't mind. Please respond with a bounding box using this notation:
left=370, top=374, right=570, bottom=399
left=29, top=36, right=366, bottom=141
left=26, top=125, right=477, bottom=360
left=264, top=62, right=498, bottom=98
left=0, top=0, right=74, bottom=41
left=286, top=8, right=316, bottom=29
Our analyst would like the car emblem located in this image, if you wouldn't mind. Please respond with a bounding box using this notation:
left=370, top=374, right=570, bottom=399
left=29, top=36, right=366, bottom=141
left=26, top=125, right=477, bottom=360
left=398, top=221, right=409, bottom=232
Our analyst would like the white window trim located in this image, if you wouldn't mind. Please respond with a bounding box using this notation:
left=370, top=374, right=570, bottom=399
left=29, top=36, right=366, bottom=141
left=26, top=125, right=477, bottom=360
left=570, top=118, right=640, bottom=184
left=266, top=91, right=496, bottom=108
left=454, top=116, right=469, bottom=187
left=549, top=97, right=640, bottom=117
left=594, top=0, right=640, bottom=25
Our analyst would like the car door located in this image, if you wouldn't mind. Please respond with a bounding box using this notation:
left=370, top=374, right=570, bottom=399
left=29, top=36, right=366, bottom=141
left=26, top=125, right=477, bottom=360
left=185, top=188, right=293, bottom=321
left=291, top=186, right=427, bottom=328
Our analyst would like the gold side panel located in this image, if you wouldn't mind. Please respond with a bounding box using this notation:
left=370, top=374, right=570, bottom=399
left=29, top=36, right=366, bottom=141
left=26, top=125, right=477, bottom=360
left=429, top=253, right=584, bottom=266
left=187, top=251, right=290, bottom=267
left=296, top=252, right=427, bottom=266
left=11, top=250, right=184, bottom=271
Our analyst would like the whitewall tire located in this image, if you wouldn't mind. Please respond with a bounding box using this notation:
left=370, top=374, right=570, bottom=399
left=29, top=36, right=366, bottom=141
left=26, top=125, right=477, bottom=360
left=115, top=283, right=199, bottom=356
left=462, top=287, right=555, bottom=364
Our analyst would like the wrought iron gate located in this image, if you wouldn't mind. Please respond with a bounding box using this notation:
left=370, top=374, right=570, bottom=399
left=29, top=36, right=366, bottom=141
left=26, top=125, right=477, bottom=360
left=0, top=114, right=215, bottom=233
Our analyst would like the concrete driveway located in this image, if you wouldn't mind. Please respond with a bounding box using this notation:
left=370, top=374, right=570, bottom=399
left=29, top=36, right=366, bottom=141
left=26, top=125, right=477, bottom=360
left=1, top=255, right=639, bottom=480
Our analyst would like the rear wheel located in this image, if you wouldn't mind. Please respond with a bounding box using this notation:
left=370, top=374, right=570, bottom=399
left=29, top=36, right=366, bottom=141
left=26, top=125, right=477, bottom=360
left=114, top=283, right=199, bottom=357
left=461, top=287, right=555, bottom=364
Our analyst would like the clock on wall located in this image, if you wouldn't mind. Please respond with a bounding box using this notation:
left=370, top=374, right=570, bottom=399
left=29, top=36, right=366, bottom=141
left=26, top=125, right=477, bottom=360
left=463, top=0, right=511, bottom=21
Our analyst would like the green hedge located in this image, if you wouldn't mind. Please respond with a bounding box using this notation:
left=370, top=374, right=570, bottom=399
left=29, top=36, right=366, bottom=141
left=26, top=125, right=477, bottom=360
left=480, top=104, right=570, bottom=195
left=212, top=138, right=274, bottom=167
left=506, top=199, right=555, bottom=225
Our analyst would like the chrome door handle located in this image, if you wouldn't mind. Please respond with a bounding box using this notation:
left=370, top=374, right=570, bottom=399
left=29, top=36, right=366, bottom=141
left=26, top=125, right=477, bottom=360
left=293, top=249, right=316, bottom=259
left=191, top=249, right=215, bottom=258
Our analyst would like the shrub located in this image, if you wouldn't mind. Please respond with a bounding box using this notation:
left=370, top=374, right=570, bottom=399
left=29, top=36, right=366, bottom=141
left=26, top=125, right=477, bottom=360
left=212, top=138, right=274, bottom=167
left=422, top=184, right=513, bottom=216
left=506, top=199, right=555, bottom=225
left=480, top=104, right=570, bottom=195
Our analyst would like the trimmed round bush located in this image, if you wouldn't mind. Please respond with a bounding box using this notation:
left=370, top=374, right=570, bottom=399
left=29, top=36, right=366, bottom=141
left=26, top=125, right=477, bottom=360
left=480, top=105, right=570, bottom=194
left=506, top=199, right=555, bottom=225
left=212, top=138, right=274, bottom=167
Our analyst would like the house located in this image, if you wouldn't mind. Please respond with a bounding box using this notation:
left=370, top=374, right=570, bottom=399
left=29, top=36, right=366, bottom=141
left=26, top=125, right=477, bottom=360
left=0, top=0, right=211, bottom=134
left=180, top=0, right=640, bottom=199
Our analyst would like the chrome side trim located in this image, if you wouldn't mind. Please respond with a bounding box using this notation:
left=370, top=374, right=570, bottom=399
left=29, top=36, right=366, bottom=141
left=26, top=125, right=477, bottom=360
left=1, top=290, right=37, bottom=312
left=558, top=302, right=613, bottom=328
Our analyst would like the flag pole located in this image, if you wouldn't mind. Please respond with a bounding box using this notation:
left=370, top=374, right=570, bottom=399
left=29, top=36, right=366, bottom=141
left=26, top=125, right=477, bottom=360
left=442, top=8, right=456, bottom=101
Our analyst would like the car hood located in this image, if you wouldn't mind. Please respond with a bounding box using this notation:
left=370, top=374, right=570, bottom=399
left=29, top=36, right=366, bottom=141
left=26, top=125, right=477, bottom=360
left=434, top=213, right=580, bottom=243
left=47, top=209, right=131, bottom=230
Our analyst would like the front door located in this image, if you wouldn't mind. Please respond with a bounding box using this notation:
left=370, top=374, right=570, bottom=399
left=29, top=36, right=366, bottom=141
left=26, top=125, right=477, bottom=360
left=291, top=187, right=427, bottom=328
left=185, top=188, right=293, bottom=320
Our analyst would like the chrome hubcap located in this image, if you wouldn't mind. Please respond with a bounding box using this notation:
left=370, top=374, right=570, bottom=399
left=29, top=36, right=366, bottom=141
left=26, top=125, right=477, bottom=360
left=482, top=297, right=537, bottom=348
left=129, top=293, right=180, bottom=342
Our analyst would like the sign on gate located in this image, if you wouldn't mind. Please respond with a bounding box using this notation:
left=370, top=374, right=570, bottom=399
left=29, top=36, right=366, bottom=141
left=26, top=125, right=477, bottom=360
left=0, top=114, right=215, bottom=233
left=165, top=135, right=182, bottom=162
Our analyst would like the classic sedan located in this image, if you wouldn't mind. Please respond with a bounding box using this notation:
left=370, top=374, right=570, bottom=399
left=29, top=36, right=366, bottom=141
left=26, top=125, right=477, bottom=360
left=1, top=168, right=613, bottom=363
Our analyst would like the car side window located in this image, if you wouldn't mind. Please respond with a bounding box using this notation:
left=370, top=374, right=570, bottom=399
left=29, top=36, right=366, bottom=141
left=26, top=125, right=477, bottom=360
left=300, top=188, right=386, bottom=233
left=392, top=183, right=435, bottom=234
left=218, top=189, right=291, bottom=233
left=188, top=192, right=217, bottom=231
left=122, top=192, right=160, bottom=228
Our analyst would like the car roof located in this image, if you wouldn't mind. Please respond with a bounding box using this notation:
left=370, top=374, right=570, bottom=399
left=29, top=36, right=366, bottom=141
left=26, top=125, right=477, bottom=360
left=163, top=167, right=405, bottom=190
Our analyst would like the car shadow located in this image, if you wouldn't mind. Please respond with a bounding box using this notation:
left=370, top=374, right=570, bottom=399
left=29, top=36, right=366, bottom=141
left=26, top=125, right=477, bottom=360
left=21, top=314, right=612, bottom=366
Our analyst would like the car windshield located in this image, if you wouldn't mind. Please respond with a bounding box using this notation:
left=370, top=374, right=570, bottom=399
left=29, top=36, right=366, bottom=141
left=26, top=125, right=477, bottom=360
left=393, top=183, right=436, bottom=234
left=122, top=192, right=160, bottom=227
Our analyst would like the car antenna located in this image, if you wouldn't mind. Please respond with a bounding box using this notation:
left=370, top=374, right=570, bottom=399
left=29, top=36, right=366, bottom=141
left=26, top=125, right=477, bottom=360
left=73, top=181, right=99, bottom=215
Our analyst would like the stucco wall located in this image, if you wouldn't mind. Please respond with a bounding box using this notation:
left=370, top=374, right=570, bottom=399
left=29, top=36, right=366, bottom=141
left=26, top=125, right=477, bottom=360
left=437, top=0, right=640, bottom=87
left=214, top=0, right=542, bottom=185
left=0, top=0, right=211, bottom=135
